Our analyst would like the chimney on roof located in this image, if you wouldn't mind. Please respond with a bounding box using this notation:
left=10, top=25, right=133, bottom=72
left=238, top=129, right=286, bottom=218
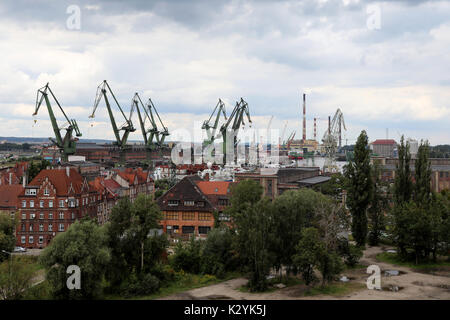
left=66, top=167, right=70, bottom=177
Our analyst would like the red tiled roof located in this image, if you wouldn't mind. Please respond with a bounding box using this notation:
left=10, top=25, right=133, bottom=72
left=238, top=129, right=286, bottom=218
left=25, top=167, right=92, bottom=196
left=372, top=139, right=397, bottom=145
left=0, top=185, right=24, bottom=208
left=103, top=178, right=121, bottom=192
left=196, top=181, right=232, bottom=195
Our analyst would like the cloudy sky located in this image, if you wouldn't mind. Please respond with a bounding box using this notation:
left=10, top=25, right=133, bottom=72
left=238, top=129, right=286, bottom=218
left=0, top=0, right=449, bottom=145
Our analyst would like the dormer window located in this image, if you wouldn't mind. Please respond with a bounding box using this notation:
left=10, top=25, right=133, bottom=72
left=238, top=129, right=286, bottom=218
left=184, top=200, right=195, bottom=206
left=26, top=189, right=37, bottom=196
left=168, top=200, right=179, bottom=206
left=44, top=188, right=49, bottom=196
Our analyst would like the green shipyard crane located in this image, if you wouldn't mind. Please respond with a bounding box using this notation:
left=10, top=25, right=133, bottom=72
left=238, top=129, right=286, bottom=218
left=219, top=97, right=252, bottom=164
left=90, top=80, right=135, bottom=150
left=33, top=83, right=82, bottom=162
left=202, top=99, right=227, bottom=146
left=131, top=92, right=170, bottom=150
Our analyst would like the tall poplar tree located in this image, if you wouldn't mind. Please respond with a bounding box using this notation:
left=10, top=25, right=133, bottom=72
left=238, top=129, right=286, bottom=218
left=344, top=130, right=372, bottom=247
left=414, top=140, right=432, bottom=204
left=394, top=136, right=413, bottom=204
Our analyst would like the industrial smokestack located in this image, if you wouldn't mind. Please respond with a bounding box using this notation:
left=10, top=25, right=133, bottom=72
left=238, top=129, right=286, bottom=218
left=314, top=118, right=317, bottom=141
left=328, top=116, right=331, bottom=135
left=302, top=93, right=306, bottom=142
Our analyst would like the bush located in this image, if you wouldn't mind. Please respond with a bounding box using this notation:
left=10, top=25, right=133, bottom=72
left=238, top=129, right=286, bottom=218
left=337, top=238, right=363, bottom=267
left=150, top=262, right=176, bottom=285
left=120, top=273, right=160, bottom=297
left=171, top=237, right=204, bottom=274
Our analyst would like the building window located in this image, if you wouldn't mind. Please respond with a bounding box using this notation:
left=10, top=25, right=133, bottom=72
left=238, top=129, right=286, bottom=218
left=68, top=199, right=75, bottom=208
left=21, top=213, right=26, bottom=220
left=30, top=200, right=34, bottom=208
left=44, top=188, right=49, bottom=196
left=198, top=226, right=211, bottom=235
left=59, top=224, right=64, bottom=232
left=22, top=200, right=26, bottom=208
left=76, top=199, right=79, bottom=206
left=26, top=189, right=37, bottom=196
left=197, top=201, right=205, bottom=207
left=30, top=213, right=36, bottom=220
left=59, top=212, right=64, bottom=220
left=49, top=213, right=53, bottom=219
left=40, top=200, right=44, bottom=208
left=39, top=236, right=44, bottom=244
left=21, top=224, right=25, bottom=231
left=198, top=212, right=211, bottom=221
left=168, top=200, right=179, bottom=206
left=39, top=224, right=44, bottom=232
left=219, top=213, right=231, bottom=222
left=59, top=200, right=65, bottom=208
left=182, top=226, right=195, bottom=234
left=184, top=200, right=195, bottom=206
left=182, top=212, right=195, bottom=220
left=48, top=224, right=53, bottom=232
left=49, top=200, right=53, bottom=208
left=29, top=236, right=34, bottom=244
left=29, top=224, right=34, bottom=231
left=39, top=213, right=44, bottom=219
left=165, top=212, right=179, bottom=220
left=21, top=236, right=26, bottom=244
left=218, top=199, right=229, bottom=206
left=71, top=212, right=75, bottom=220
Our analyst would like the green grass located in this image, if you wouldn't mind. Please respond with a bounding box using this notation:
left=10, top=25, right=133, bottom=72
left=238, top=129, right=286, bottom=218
left=376, top=252, right=450, bottom=270
left=12, top=255, right=44, bottom=273
left=304, top=282, right=365, bottom=297
left=106, top=271, right=242, bottom=300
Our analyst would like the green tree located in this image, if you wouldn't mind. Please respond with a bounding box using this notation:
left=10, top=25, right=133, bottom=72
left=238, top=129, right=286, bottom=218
left=414, top=140, right=432, bottom=204
left=270, top=189, right=326, bottom=277
left=0, top=257, right=34, bottom=300
left=105, top=195, right=165, bottom=288
left=292, top=227, right=323, bottom=285
left=394, top=135, right=413, bottom=204
left=344, top=130, right=372, bottom=247
left=368, top=162, right=388, bottom=246
left=201, top=227, right=238, bottom=278
left=227, top=180, right=273, bottom=291
left=0, top=212, right=17, bottom=263
left=130, top=194, right=163, bottom=273
left=39, top=219, right=111, bottom=299
left=313, top=173, right=347, bottom=199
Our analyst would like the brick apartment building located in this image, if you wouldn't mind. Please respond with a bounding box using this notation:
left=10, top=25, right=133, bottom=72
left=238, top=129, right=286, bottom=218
left=17, top=167, right=101, bottom=248
left=89, top=167, right=155, bottom=224
left=374, top=156, right=450, bottom=192
left=157, top=176, right=233, bottom=239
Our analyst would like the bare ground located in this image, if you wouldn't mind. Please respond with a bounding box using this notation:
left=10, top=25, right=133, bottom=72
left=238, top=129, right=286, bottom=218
left=158, top=246, right=450, bottom=300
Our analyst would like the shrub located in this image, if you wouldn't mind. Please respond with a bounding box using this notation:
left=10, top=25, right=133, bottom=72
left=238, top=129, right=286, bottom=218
left=120, top=273, right=160, bottom=297
left=345, top=245, right=363, bottom=267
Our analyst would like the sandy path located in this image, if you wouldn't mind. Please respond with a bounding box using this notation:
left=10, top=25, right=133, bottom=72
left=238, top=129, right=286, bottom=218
left=159, top=246, right=450, bottom=300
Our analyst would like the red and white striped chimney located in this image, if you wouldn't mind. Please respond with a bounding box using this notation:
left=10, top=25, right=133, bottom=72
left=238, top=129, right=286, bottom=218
left=314, top=117, right=317, bottom=141
left=302, top=93, right=306, bottom=142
